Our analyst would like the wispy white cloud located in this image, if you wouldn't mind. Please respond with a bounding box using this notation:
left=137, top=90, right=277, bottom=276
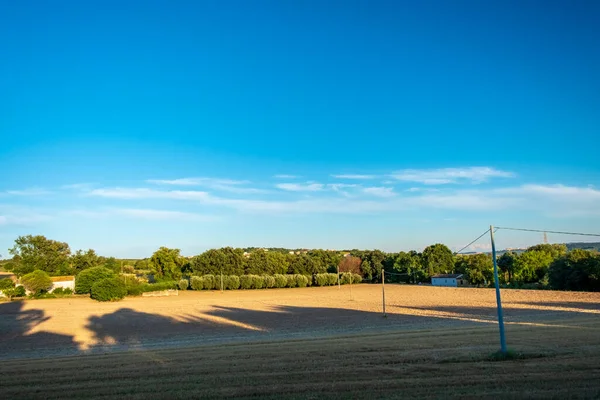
left=147, top=177, right=248, bottom=186
left=363, top=187, right=396, bottom=198
left=84, top=182, right=600, bottom=217
left=332, top=174, right=376, bottom=180
left=274, top=174, right=299, bottom=179
left=61, top=183, right=95, bottom=190
left=276, top=183, right=324, bottom=192
left=6, top=188, right=51, bottom=196
left=70, top=208, right=215, bottom=222
left=391, top=167, right=514, bottom=185
left=405, top=187, right=440, bottom=193
left=88, top=188, right=210, bottom=200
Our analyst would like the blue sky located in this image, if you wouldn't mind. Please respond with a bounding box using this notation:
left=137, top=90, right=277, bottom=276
left=1, top=0, right=599, bottom=257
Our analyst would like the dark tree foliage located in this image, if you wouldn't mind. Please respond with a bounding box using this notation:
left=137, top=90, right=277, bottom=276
left=9, top=235, right=71, bottom=276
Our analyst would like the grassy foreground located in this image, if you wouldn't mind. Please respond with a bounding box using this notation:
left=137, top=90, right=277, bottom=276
left=1, top=316, right=599, bottom=399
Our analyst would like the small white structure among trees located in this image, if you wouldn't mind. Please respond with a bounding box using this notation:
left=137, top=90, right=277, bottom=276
left=431, top=274, right=465, bottom=287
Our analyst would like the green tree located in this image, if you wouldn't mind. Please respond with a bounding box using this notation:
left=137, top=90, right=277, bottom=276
left=497, top=252, right=517, bottom=283
left=70, top=249, right=100, bottom=273
left=103, top=257, right=119, bottom=272
left=513, top=250, right=554, bottom=283
left=393, top=251, right=422, bottom=283
left=421, top=244, right=454, bottom=278
left=149, top=247, right=186, bottom=280
left=527, top=244, right=567, bottom=259
left=548, top=249, right=600, bottom=291
left=288, top=253, right=318, bottom=275
left=90, top=277, right=127, bottom=301
left=20, top=270, right=53, bottom=294
left=75, top=267, right=116, bottom=294
left=463, top=254, right=494, bottom=285
left=9, top=235, right=71, bottom=276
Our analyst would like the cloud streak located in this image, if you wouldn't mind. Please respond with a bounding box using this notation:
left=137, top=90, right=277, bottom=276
left=391, top=167, right=514, bottom=185
left=331, top=174, right=376, bottom=180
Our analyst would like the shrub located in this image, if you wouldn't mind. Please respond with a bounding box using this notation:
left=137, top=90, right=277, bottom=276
left=353, top=273, right=362, bottom=283
left=62, top=287, right=74, bottom=295
left=240, top=275, right=253, bottom=289
left=295, top=274, right=309, bottom=288
left=305, top=275, right=312, bottom=287
left=2, top=285, right=25, bottom=299
left=202, top=274, right=217, bottom=290
left=21, top=270, right=53, bottom=294
left=52, top=287, right=64, bottom=295
left=76, top=267, right=116, bottom=294
left=122, top=265, right=135, bottom=274
left=341, top=273, right=352, bottom=285
left=225, top=275, right=240, bottom=290
left=178, top=279, right=189, bottom=290
left=274, top=274, right=287, bottom=288
left=315, top=273, right=329, bottom=287
left=251, top=275, right=265, bottom=289
left=286, top=274, right=297, bottom=288
left=148, top=281, right=177, bottom=291
left=326, top=273, right=338, bottom=286
left=91, top=277, right=127, bottom=301
left=0, top=278, right=15, bottom=290
left=262, top=275, right=276, bottom=289
left=190, top=276, right=203, bottom=290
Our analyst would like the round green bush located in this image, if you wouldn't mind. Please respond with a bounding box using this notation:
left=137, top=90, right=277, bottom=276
left=178, top=279, right=189, bottom=290
left=190, top=276, right=203, bottom=290
left=274, top=274, right=287, bottom=288
left=52, top=287, right=64, bottom=295
left=0, top=278, right=15, bottom=290
left=315, top=273, right=329, bottom=287
left=225, top=275, right=240, bottom=290
left=326, top=273, right=338, bottom=286
left=262, top=275, right=276, bottom=289
left=21, top=270, right=53, bottom=294
left=251, top=275, right=265, bottom=289
left=76, top=267, right=116, bottom=294
left=240, top=275, right=253, bottom=289
left=295, top=274, right=309, bottom=288
left=353, top=273, right=362, bottom=283
left=202, top=274, right=217, bottom=290
left=90, top=277, right=127, bottom=302
left=286, top=274, right=297, bottom=288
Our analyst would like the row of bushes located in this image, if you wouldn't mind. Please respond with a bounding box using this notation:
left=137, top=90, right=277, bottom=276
left=180, top=273, right=363, bottom=291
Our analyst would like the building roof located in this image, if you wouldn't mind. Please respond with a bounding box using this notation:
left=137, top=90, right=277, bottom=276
left=50, top=276, right=75, bottom=282
left=431, top=274, right=463, bottom=279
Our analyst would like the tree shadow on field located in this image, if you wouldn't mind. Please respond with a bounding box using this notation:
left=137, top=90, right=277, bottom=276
left=517, top=301, right=600, bottom=312
left=0, top=301, right=77, bottom=360
left=84, top=304, right=492, bottom=354
left=395, top=303, right=600, bottom=323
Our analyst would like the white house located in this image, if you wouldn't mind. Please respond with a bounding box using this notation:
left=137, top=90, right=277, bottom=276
left=431, top=274, right=466, bottom=287
left=50, top=276, right=75, bottom=292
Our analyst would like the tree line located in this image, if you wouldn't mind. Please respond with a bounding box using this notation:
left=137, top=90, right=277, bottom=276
left=3, top=235, right=599, bottom=291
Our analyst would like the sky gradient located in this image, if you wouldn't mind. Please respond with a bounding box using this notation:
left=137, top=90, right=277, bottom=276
left=1, top=0, right=599, bottom=257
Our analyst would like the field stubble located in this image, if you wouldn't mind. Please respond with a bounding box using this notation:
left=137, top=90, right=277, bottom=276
left=1, top=285, right=599, bottom=398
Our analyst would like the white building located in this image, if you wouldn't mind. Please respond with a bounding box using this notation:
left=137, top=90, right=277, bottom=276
left=431, top=274, right=466, bottom=287
left=50, top=276, right=75, bottom=292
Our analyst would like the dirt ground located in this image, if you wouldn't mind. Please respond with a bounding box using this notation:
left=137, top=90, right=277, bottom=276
left=1, top=284, right=598, bottom=359
left=1, top=285, right=600, bottom=398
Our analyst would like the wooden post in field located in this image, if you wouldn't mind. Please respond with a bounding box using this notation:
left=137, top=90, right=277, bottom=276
left=337, top=265, right=341, bottom=289
left=220, top=268, right=224, bottom=292
left=382, top=269, right=386, bottom=317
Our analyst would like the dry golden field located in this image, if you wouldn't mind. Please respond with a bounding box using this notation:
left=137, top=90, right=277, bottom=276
left=1, top=284, right=599, bottom=398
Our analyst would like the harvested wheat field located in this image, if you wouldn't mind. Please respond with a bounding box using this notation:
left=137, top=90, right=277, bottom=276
left=1, top=285, right=600, bottom=398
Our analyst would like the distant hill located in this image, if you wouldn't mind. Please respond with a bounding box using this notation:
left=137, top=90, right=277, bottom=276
left=565, top=242, right=600, bottom=252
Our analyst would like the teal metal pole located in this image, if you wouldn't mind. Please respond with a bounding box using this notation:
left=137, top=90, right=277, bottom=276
left=490, top=225, right=507, bottom=354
